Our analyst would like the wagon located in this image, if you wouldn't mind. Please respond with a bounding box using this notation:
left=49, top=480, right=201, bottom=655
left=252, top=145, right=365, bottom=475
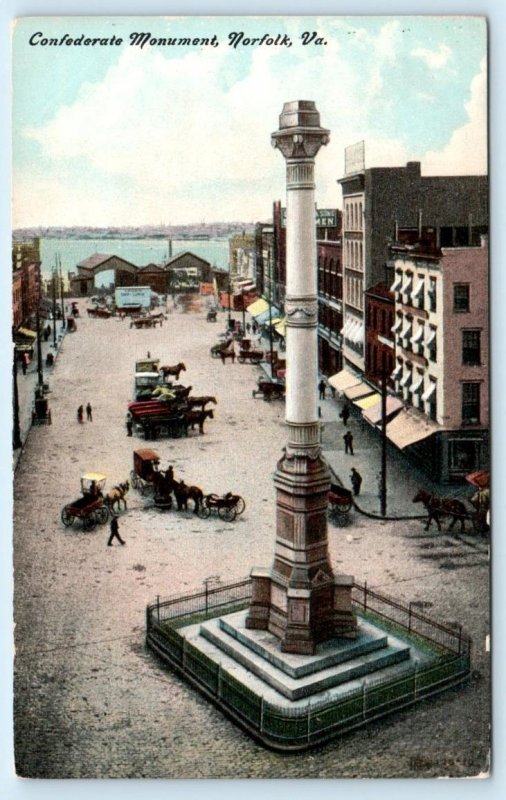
left=327, top=483, right=353, bottom=516
left=238, top=348, right=264, bottom=364
left=197, top=492, right=246, bottom=522
left=32, top=395, right=52, bottom=425
left=129, top=449, right=161, bottom=494
left=61, top=472, right=109, bottom=530
left=252, top=380, right=285, bottom=401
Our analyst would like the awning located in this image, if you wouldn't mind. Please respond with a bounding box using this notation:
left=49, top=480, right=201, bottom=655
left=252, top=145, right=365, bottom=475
left=426, top=327, right=437, bottom=347
left=363, top=396, right=404, bottom=426
left=390, top=274, right=402, bottom=293
left=267, top=317, right=283, bottom=327
left=421, top=382, right=436, bottom=402
left=400, top=371, right=412, bottom=388
left=386, top=409, right=442, bottom=449
left=391, top=365, right=402, bottom=381
left=16, top=327, right=37, bottom=339
left=247, top=298, right=269, bottom=316
left=412, top=326, right=424, bottom=344
left=402, top=274, right=413, bottom=293
left=400, top=320, right=412, bottom=339
left=254, top=306, right=281, bottom=324
left=344, top=381, right=376, bottom=401
left=413, top=278, right=425, bottom=299
left=465, top=470, right=490, bottom=489
left=350, top=321, right=364, bottom=345
left=354, top=392, right=381, bottom=410
left=412, top=375, right=424, bottom=394
left=328, top=369, right=361, bottom=393
left=391, top=318, right=402, bottom=335
left=274, top=317, right=287, bottom=337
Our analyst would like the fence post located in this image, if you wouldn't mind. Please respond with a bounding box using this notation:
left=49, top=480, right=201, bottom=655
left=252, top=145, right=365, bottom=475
left=408, top=602, right=412, bottom=632
left=362, top=682, right=366, bottom=719
left=260, top=698, right=264, bottom=734
left=217, top=664, right=222, bottom=699
left=414, top=663, right=417, bottom=701
left=307, top=703, right=311, bottom=743
left=458, top=624, right=463, bottom=654
left=364, top=581, right=367, bottom=612
left=157, top=594, right=160, bottom=624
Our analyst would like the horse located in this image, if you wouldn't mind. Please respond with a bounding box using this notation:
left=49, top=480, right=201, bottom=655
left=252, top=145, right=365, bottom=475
left=220, top=349, right=236, bottom=364
left=151, top=466, right=175, bottom=499
left=173, top=480, right=204, bottom=513
left=160, top=362, right=186, bottom=381
left=184, top=408, right=214, bottom=434
left=105, top=480, right=130, bottom=513
left=186, top=396, right=217, bottom=410
left=412, top=488, right=468, bottom=532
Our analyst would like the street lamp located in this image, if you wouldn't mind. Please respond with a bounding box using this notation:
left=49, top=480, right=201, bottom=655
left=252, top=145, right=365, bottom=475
left=36, top=309, right=43, bottom=390
left=227, top=275, right=232, bottom=328
left=59, top=255, right=66, bottom=332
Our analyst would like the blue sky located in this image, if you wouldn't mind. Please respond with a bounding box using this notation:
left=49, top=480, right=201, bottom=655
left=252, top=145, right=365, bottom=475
left=12, top=15, right=487, bottom=227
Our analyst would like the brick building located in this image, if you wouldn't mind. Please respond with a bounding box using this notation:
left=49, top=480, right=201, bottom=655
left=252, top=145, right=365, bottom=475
left=364, top=283, right=395, bottom=389
left=12, top=238, right=42, bottom=331
left=317, top=238, right=343, bottom=378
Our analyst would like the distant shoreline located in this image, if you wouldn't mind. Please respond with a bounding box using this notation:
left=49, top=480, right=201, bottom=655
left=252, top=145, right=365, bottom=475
left=13, top=224, right=255, bottom=242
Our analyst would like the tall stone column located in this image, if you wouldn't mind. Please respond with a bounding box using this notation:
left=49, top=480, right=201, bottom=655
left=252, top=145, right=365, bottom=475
left=246, top=101, right=356, bottom=654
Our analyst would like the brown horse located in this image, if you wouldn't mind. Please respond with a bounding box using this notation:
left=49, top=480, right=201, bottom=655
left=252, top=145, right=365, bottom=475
left=186, top=396, right=217, bottom=410
left=184, top=408, right=214, bottom=434
left=160, top=362, right=186, bottom=381
left=173, top=480, right=204, bottom=513
left=105, top=480, right=130, bottom=512
left=412, top=488, right=468, bottom=532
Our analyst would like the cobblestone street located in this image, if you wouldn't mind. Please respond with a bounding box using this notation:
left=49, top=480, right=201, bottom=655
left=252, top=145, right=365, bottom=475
left=13, top=304, right=490, bottom=779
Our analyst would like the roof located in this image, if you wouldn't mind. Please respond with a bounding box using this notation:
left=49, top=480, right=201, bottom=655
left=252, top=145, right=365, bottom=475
left=77, top=253, right=137, bottom=270
left=164, top=251, right=211, bottom=268
left=138, top=263, right=166, bottom=273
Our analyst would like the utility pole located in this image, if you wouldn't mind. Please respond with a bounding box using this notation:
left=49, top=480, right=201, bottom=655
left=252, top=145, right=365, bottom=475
left=36, top=309, right=43, bottom=390
left=52, top=268, right=57, bottom=348
left=59, top=254, right=66, bottom=331
left=380, top=368, right=388, bottom=517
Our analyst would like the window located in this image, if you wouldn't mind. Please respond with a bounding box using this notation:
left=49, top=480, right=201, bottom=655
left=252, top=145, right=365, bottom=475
left=463, top=330, right=481, bottom=366
left=462, top=382, right=481, bottom=425
left=428, top=278, right=437, bottom=312
left=454, top=284, right=470, bottom=313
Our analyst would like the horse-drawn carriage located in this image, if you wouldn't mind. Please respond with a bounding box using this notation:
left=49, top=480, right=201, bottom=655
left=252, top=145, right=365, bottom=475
left=210, top=340, right=231, bottom=358
left=87, top=306, right=111, bottom=318
left=130, top=316, right=161, bottom=329
left=327, top=483, right=353, bottom=518
left=252, top=379, right=285, bottom=401
left=32, top=395, right=52, bottom=425
left=61, top=472, right=109, bottom=530
left=197, top=492, right=246, bottom=522
left=130, top=449, right=161, bottom=494
left=238, top=348, right=264, bottom=364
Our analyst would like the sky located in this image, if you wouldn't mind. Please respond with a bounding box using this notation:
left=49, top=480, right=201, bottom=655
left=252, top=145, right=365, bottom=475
left=12, top=15, right=487, bottom=228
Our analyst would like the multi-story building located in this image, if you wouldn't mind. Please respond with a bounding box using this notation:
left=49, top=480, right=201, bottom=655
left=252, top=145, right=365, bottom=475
left=12, top=238, right=42, bottom=331
left=387, top=237, right=489, bottom=482
left=338, top=154, right=488, bottom=375
left=229, top=232, right=256, bottom=281
left=364, top=283, right=395, bottom=389
left=317, top=238, right=343, bottom=377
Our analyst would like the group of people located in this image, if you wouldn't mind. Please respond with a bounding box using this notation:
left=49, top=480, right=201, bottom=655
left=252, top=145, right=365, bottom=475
left=77, top=403, right=93, bottom=423
left=317, top=381, right=364, bottom=496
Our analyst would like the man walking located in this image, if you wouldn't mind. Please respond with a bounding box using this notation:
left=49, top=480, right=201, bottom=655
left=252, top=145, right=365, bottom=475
left=86, top=402, right=93, bottom=422
left=343, top=430, right=354, bottom=455
left=350, top=467, right=363, bottom=496
left=77, top=405, right=84, bottom=424
left=318, top=379, right=326, bottom=400
left=107, top=516, right=125, bottom=546
left=340, top=404, right=350, bottom=426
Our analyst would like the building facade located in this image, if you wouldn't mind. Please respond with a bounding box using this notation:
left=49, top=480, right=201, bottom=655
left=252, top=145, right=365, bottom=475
left=364, top=283, right=395, bottom=389
left=317, top=238, right=343, bottom=378
left=12, top=238, right=42, bottom=331
left=389, top=237, right=489, bottom=481
left=338, top=159, right=488, bottom=375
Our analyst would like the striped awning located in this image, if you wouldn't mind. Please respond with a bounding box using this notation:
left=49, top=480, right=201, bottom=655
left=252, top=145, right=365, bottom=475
left=274, top=317, right=287, bottom=337
left=254, top=306, right=281, bottom=324
left=16, top=327, right=37, bottom=339
left=344, top=381, right=376, bottom=401
left=362, top=396, right=404, bottom=426
left=386, top=409, right=442, bottom=449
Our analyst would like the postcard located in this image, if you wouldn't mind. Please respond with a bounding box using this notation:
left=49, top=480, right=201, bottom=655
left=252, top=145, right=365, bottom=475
left=10, top=14, right=489, bottom=780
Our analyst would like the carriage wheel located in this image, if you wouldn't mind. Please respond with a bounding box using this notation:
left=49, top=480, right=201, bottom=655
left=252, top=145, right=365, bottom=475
left=61, top=507, right=74, bottom=527
left=338, top=500, right=352, bottom=514
left=197, top=501, right=211, bottom=519
left=83, top=512, right=97, bottom=531
left=234, top=497, right=246, bottom=515
left=219, top=506, right=237, bottom=522
left=95, top=505, right=109, bottom=525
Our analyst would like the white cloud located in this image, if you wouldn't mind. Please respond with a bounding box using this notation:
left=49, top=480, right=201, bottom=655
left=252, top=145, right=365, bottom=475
left=422, top=58, right=487, bottom=175
left=411, top=43, right=452, bottom=70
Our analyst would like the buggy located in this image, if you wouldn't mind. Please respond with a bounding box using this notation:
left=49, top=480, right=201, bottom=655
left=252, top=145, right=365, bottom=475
left=61, top=473, right=109, bottom=530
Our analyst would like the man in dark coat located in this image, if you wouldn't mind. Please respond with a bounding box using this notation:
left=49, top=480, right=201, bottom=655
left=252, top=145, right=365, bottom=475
left=340, top=404, right=350, bottom=426
left=343, top=431, right=354, bottom=455
left=86, top=402, right=93, bottom=422
left=350, top=468, right=363, bottom=496
left=318, top=379, right=326, bottom=400
left=107, top=516, right=125, bottom=546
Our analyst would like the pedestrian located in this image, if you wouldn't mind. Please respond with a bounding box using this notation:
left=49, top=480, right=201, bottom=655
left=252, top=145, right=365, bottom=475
left=126, top=417, right=133, bottom=437
left=340, top=404, right=350, bottom=426
left=246, top=322, right=251, bottom=334
left=318, top=379, right=326, bottom=400
left=107, top=516, right=125, bottom=546
left=350, top=467, right=363, bottom=496
left=86, top=402, right=93, bottom=422
left=343, top=430, right=354, bottom=455
left=77, top=405, right=84, bottom=424
left=252, top=320, right=258, bottom=335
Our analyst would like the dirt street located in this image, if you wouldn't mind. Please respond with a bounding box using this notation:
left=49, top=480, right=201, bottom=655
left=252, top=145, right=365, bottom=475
left=13, top=304, right=490, bottom=778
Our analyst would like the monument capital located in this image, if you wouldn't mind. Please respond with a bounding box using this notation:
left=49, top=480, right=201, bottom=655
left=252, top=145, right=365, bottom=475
left=271, top=100, right=329, bottom=160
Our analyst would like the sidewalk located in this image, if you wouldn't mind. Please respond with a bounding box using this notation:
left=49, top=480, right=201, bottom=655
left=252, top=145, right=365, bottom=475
left=13, top=320, right=68, bottom=471
left=318, top=389, right=473, bottom=518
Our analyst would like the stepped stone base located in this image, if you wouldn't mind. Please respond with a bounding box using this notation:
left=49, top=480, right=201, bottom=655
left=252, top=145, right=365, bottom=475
left=200, top=612, right=410, bottom=701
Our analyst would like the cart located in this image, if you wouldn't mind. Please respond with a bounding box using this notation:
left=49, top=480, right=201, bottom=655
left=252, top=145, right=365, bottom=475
left=327, top=483, right=353, bottom=517
left=238, top=348, right=264, bottom=364
left=130, top=449, right=161, bottom=494
left=252, top=380, right=285, bottom=401
left=32, top=396, right=52, bottom=425
left=197, top=492, right=246, bottom=522
left=61, top=473, right=109, bottom=530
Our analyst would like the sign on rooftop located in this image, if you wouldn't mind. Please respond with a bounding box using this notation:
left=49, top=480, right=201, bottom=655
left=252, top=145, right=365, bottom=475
left=344, top=141, right=365, bottom=175
left=281, top=207, right=338, bottom=228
